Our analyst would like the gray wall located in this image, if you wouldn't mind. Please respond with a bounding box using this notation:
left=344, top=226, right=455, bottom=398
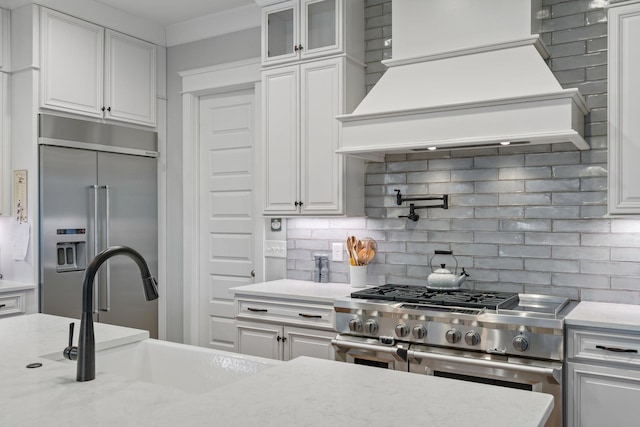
left=165, top=28, right=260, bottom=342
left=286, top=0, right=640, bottom=304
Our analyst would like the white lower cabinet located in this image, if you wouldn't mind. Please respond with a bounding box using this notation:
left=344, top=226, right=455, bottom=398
left=234, top=295, right=336, bottom=361
left=566, top=362, right=640, bottom=427
left=565, top=326, right=640, bottom=426
left=237, top=321, right=335, bottom=361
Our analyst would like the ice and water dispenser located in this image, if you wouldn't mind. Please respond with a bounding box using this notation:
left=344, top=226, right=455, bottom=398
left=55, top=228, right=87, bottom=272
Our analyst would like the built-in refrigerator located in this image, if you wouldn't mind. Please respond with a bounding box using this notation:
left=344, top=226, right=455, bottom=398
left=39, top=114, right=158, bottom=337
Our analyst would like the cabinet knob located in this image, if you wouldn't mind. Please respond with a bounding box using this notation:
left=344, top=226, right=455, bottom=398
left=101, top=106, right=105, bottom=112
left=107, top=106, right=111, bottom=112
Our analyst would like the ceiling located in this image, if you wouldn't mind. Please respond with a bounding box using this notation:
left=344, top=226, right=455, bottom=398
left=94, top=0, right=255, bottom=26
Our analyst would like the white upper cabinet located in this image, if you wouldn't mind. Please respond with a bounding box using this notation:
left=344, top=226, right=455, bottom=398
left=262, top=56, right=365, bottom=216
left=608, top=1, right=640, bottom=214
left=104, top=30, right=156, bottom=126
left=260, top=0, right=363, bottom=66
left=40, top=8, right=156, bottom=127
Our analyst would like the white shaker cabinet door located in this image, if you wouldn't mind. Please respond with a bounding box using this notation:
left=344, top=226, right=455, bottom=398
left=300, top=57, right=341, bottom=214
left=105, top=30, right=156, bottom=126
left=608, top=3, right=640, bottom=213
left=262, top=65, right=300, bottom=214
left=236, top=321, right=283, bottom=360
left=40, top=8, right=104, bottom=117
left=566, top=361, right=640, bottom=427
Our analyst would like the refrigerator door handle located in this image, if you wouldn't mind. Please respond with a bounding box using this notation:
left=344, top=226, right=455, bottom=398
left=90, top=185, right=100, bottom=315
left=102, top=185, right=111, bottom=312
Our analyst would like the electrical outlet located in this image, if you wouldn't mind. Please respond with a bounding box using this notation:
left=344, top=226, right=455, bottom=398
left=332, top=242, right=343, bottom=262
left=264, top=240, right=286, bottom=258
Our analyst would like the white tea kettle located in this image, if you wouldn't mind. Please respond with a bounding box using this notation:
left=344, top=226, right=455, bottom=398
left=427, top=250, right=469, bottom=290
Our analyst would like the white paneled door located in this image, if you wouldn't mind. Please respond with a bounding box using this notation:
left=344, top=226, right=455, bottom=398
left=198, top=89, right=257, bottom=351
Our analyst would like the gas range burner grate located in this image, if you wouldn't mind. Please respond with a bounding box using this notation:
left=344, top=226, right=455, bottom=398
left=351, top=284, right=519, bottom=310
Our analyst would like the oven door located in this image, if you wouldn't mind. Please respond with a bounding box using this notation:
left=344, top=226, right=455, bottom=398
left=408, top=345, right=562, bottom=427
left=332, top=334, right=409, bottom=371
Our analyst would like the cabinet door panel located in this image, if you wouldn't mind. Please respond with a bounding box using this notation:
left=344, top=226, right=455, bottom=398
left=236, top=321, right=283, bottom=360
left=300, top=58, right=341, bottom=214
left=262, top=1, right=298, bottom=65
left=567, top=362, right=640, bottom=427
left=105, top=30, right=156, bottom=126
left=302, top=0, right=339, bottom=58
left=263, top=66, right=299, bottom=213
left=609, top=4, right=640, bottom=213
left=40, top=8, right=103, bottom=116
left=284, top=326, right=335, bottom=361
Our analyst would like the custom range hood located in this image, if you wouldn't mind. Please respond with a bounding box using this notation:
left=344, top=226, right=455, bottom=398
left=337, top=0, right=589, bottom=161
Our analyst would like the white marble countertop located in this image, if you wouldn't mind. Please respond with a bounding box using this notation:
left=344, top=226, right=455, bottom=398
left=565, top=301, right=640, bottom=331
left=230, top=279, right=361, bottom=303
left=0, top=314, right=554, bottom=426
left=0, top=279, right=37, bottom=293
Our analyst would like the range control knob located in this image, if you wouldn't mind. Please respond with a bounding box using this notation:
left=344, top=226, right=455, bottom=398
left=445, top=329, right=461, bottom=344
left=364, top=320, right=379, bottom=335
left=348, top=319, right=362, bottom=333
left=412, top=325, right=427, bottom=339
left=513, top=335, right=530, bottom=352
left=395, top=324, right=409, bottom=338
left=465, top=330, right=481, bottom=346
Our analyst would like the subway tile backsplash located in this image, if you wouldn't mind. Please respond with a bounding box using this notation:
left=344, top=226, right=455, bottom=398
left=286, top=0, right=640, bottom=303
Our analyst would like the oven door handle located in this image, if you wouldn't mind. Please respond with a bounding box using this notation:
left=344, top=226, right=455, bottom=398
left=331, top=339, right=407, bottom=361
left=407, top=349, right=562, bottom=384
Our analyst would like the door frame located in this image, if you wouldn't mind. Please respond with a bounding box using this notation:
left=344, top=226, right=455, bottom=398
left=180, top=58, right=262, bottom=345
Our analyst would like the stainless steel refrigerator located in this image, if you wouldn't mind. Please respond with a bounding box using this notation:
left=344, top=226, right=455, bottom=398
left=39, top=114, right=158, bottom=337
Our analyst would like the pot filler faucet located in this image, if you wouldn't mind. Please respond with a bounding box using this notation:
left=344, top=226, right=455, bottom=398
left=63, top=245, right=159, bottom=382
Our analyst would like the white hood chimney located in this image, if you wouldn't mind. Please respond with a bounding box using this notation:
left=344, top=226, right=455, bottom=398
left=336, top=0, right=589, bottom=161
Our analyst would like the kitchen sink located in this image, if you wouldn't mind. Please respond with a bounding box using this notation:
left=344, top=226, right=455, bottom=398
left=47, top=338, right=280, bottom=393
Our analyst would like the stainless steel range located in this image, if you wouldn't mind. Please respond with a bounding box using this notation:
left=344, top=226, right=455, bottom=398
left=332, top=285, right=577, bottom=427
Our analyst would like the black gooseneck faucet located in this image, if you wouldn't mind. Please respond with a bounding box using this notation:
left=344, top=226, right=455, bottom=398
left=64, top=245, right=159, bottom=382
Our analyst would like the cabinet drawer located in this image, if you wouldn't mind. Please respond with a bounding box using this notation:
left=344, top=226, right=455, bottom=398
left=0, top=292, right=26, bottom=317
left=568, top=328, right=640, bottom=367
left=236, top=298, right=334, bottom=330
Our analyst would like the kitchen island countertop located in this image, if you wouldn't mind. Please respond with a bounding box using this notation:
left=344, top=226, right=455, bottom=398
left=0, top=314, right=554, bottom=426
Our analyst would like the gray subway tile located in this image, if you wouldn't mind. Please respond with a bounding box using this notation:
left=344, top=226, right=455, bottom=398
left=581, top=289, right=640, bottom=304
left=581, top=260, right=640, bottom=276
left=551, top=51, right=607, bottom=71
left=474, top=232, right=524, bottom=245
left=450, top=194, right=499, bottom=206
left=451, top=169, right=498, bottom=182
left=552, top=164, right=607, bottom=178
left=611, top=248, right=640, bottom=262
left=525, top=284, right=581, bottom=299
left=499, top=244, right=552, bottom=258
left=428, top=158, right=474, bottom=170
left=474, top=154, right=524, bottom=169
left=406, top=171, right=450, bottom=183
left=525, top=232, right=581, bottom=246
left=611, top=219, right=640, bottom=233
left=451, top=219, right=499, bottom=231
left=543, top=13, right=585, bottom=32
left=499, top=193, right=551, bottom=206
left=580, top=177, right=607, bottom=191
left=548, top=41, right=586, bottom=58
left=499, top=167, right=551, bottom=180
left=526, top=258, right=580, bottom=273
left=552, top=246, right=609, bottom=260
left=552, top=191, right=606, bottom=205
left=582, top=233, right=640, bottom=247
left=526, top=206, right=580, bottom=219
left=450, top=243, right=499, bottom=257
left=611, top=277, right=640, bottom=291
left=499, top=270, right=551, bottom=285
left=552, top=272, right=610, bottom=288
left=552, top=23, right=607, bottom=44
left=474, top=257, right=524, bottom=270
left=553, top=219, right=610, bottom=232
left=525, top=179, right=580, bottom=192
left=475, top=207, right=525, bottom=218
left=475, top=180, right=524, bottom=193
left=500, top=219, right=552, bottom=232
left=525, top=151, right=581, bottom=166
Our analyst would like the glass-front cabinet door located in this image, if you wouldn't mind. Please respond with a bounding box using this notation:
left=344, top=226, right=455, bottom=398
left=262, top=0, right=340, bottom=65
left=264, top=1, right=298, bottom=64
left=302, top=0, right=338, bottom=58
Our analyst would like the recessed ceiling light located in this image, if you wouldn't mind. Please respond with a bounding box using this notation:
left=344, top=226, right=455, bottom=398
left=499, top=141, right=511, bottom=146
left=427, top=146, right=437, bottom=151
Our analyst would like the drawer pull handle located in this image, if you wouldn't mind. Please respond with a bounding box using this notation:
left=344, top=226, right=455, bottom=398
left=0, top=304, right=5, bottom=309
left=298, top=313, right=321, bottom=319
left=596, top=345, right=638, bottom=354
left=247, top=307, right=267, bottom=313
